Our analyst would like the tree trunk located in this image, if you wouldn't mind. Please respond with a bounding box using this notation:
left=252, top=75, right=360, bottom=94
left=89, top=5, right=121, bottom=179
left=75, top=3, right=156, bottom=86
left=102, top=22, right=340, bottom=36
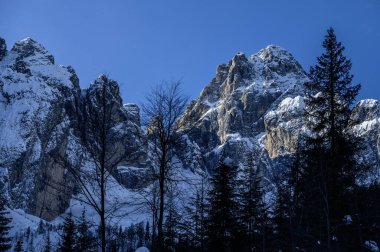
left=151, top=203, right=156, bottom=249
left=100, top=90, right=107, bottom=252
left=100, top=208, right=106, bottom=252
left=100, top=151, right=106, bottom=252
left=323, top=181, right=331, bottom=252
left=157, top=151, right=166, bottom=251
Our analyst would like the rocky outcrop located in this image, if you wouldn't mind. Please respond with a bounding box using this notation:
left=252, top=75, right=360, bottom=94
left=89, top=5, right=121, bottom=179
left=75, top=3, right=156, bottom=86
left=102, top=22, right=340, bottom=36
left=11, top=38, right=54, bottom=65
left=264, top=96, right=305, bottom=158
left=178, top=45, right=309, bottom=171
left=81, top=75, right=147, bottom=183
left=0, top=38, right=146, bottom=220
left=350, top=99, right=380, bottom=183
left=0, top=38, right=81, bottom=220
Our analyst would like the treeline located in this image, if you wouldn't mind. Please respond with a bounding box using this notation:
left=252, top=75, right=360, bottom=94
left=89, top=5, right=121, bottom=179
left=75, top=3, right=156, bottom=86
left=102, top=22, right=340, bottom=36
left=0, top=203, right=152, bottom=252
left=58, top=212, right=151, bottom=252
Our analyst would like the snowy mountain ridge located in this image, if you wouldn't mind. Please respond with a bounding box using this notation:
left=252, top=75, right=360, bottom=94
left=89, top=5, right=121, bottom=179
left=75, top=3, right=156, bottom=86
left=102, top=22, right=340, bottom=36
left=0, top=37, right=378, bottom=249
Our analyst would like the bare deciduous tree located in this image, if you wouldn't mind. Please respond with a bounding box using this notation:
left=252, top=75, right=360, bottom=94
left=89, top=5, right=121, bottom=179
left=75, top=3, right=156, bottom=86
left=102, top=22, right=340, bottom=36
left=142, top=80, right=188, bottom=251
left=52, top=75, right=140, bottom=252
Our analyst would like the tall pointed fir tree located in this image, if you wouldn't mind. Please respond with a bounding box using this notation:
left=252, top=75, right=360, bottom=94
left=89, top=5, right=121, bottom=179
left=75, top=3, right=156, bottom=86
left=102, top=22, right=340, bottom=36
left=43, top=231, right=51, bottom=252
left=163, top=189, right=180, bottom=251
left=182, top=173, right=208, bottom=251
left=192, top=176, right=207, bottom=252
left=145, top=222, right=151, bottom=247
left=0, top=194, right=11, bottom=252
left=14, top=239, right=23, bottom=252
left=302, top=27, right=362, bottom=251
left=206, top=162, right=242, bottom=252
left=127, top=223, right=136, bottom=251
left=59, top=212, right=76, bottom=252
left=273, top=179, right=292, bottom=251
left=272, top=151, right=302, bottom=252
left=137, top=222, right=145, bottom=248
left=354, top=182, right=380, bottom=249
left=29, top=232, right=34, bottom=252
left=76, top=209, right=95, bottom=252
left=238, top=150, right=269, bottom=252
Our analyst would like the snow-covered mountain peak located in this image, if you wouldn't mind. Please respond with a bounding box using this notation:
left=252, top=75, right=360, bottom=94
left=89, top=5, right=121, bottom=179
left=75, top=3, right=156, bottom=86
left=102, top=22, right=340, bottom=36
left=177, top=45, right=309, bottom=171
left=193, top=45, right=307, bottom=111
left=255, top=44, right=292, bottom=60
left=231, top=51, right=248, bottom=62
left=0, top=37, right=83, bottom=220
left=357, top=99, right=379, bottom=109
left=91, top=74, right=119, bottom=90
left=0, top=37, right=78, bottom=92
left=11, top=37, right=54, bottom=65
left=249, top=44, right=306, bottom=80
left=87, top=74, right=122, bottom=105
left=0, top=37, right=148, bottom=222
left=124, top=103, right=140, bottom=119
left=351, top=99, right=380, bottom=124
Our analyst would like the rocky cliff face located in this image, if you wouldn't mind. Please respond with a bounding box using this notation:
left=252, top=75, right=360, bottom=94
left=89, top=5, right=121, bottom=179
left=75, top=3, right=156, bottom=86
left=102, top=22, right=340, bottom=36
left=80, top=75, right=147, bottom=189
left=0, top=37, right=378, bottom=222
left=350, top=99, right=380, bottom=183
left=264, top=95, right=305, bottom=158
left=177, top=45, right=309, bottom=172
left=0, top=38, right=81, bottom=220
left=176, top=44, right=379, bottom=189
left=0, top=38, right=145, bottom=220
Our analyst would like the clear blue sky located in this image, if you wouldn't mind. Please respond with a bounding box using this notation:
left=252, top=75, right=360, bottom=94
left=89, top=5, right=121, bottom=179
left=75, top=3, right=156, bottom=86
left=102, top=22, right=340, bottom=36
left=1, top=0, right=379, bottom=104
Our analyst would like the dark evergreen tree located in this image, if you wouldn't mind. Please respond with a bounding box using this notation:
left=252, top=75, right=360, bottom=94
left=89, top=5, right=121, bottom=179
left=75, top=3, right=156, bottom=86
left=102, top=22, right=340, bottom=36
left=273, top=178, right=294, bottom=251
left=302, top=27, right=363, bottom=251
left=180, top=173, right=208, bottom=252
left=205, top=162, right=241, bottom=252
left=238, top=152, right=256, bottom=250
left=195, top=191, right=207, bottom=251
left=238, top=150, right=269, bottom=252
left=193, top=179, right=207, bottom=252
left=59, top=213, right=76, bottom=252
left=163, top=192, right=179, bottom=251
left=272, top=153, right=302, bottom=252
left=76, top=210, right=95, bottom=252
left=118, top=226, right=127, bottom=252
left=108, top=226, right=123, bottom=252
left=28, top=233, right=34, bottom=252
left=307, top=27, right=360, bottom=148
left=144, top=222, right=151, bottom=247
left=25, top=227, right=30, bottom=240
left=0, top=194, right=11, bottom=252
left=43, top=232, right=51, bottom=252
left=354, top=182, right=380, bottom=249
left=37, top=220, right=45, bottom=234
left=136, top=222, right=145, bottom=248
left=14, top=239, right=23, bottom=252
left=127, top=224, right=136, bottom=251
